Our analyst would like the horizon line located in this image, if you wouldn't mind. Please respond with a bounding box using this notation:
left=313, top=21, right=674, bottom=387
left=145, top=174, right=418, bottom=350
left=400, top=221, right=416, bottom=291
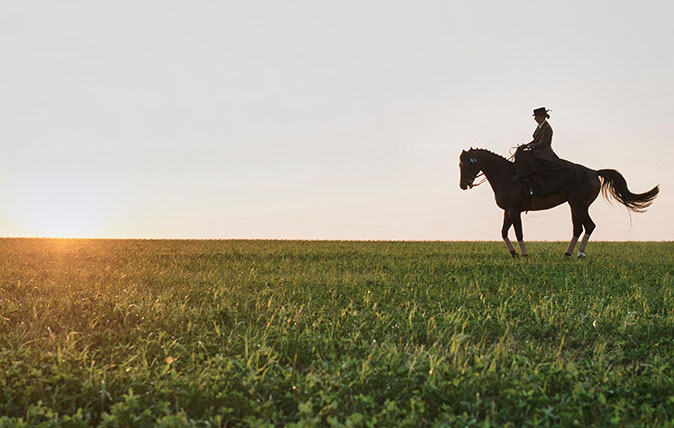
left=1, top=236, right=672, bottom=243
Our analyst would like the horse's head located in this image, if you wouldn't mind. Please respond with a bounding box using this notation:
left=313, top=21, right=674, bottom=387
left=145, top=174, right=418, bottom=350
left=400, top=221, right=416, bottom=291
left=459, top=149, right=481, bottom=190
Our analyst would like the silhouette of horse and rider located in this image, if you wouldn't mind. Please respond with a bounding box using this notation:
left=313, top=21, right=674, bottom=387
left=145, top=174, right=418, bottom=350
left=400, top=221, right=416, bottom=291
left=459, top=107, right=659, bottom=258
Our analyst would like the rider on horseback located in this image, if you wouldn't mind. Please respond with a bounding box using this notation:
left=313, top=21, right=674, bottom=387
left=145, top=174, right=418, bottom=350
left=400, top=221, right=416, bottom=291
left=513, top=107, right=561, bottom=195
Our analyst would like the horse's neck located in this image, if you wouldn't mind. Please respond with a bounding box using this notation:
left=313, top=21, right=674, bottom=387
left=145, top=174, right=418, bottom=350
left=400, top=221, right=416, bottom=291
left=476, top=151, right=513, bottom=191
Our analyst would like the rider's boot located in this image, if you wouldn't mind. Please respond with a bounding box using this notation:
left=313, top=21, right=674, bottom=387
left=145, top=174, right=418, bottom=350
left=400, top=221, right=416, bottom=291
left=513, top=175, right=535, bottom=196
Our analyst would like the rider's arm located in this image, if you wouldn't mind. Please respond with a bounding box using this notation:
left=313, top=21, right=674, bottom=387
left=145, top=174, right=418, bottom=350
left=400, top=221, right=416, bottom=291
left=529, top=124, right=552, bottom=150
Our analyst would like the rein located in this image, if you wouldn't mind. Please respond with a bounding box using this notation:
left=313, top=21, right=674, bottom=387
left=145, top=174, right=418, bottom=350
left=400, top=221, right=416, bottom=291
left=508, top=145, right=519, bottom=160
left=470, top=172, right=488, bottom=188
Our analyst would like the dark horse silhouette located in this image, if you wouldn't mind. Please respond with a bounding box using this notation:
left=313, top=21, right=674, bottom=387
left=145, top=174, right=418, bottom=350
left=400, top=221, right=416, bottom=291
left=459, top=148, right=659, bottom=258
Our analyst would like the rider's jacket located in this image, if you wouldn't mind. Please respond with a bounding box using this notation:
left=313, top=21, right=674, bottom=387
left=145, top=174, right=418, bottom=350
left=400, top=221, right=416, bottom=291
left=529, top=121, right=558, bottom=162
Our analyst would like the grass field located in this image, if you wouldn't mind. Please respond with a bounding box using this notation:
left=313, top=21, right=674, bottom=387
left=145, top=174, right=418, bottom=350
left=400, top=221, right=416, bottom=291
left=1, top=239, right=673, bottom=427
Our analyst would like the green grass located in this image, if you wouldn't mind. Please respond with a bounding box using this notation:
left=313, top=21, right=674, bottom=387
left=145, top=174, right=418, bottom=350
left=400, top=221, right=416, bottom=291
left=1, top=239, right=674, bottom=427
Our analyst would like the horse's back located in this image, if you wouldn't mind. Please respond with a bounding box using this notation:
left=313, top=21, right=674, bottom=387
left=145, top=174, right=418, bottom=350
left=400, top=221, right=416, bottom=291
left=537, top=158, right=597, bottom=195
left=563, top=159, right=601, bottom=188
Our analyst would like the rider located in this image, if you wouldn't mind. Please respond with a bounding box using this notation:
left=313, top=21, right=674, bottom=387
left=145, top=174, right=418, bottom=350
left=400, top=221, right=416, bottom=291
left=513, top=107, right=561, bottom=195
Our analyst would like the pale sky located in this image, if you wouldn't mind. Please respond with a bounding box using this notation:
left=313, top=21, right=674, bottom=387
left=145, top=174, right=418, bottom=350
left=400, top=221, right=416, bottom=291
left=1, top=1, right=672, bottom=240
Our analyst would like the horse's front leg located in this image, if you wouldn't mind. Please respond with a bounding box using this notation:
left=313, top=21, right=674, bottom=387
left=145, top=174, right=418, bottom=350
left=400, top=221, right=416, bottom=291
left=501, top=211, right=517, bottom=258
left=511, top=210, right=529, bottom=257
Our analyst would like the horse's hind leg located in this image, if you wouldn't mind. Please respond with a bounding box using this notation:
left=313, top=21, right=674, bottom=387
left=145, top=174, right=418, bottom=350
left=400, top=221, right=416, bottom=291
left=567, top=175, right=601, bottom=259
left=575, top=208, right=596, bottom=259
left=565, top=207, right=583, bottom=257
left=501, top=211, right=517, bottom=258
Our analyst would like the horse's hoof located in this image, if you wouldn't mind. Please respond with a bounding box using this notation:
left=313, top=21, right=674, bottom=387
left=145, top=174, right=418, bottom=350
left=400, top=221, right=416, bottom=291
left=577, top=253, right=586, bottom=260
left=521, top=253, right=529, bottom=258
left=511, top=252, right=519, bottom=259
left=564, top=253, right=571, bottom=257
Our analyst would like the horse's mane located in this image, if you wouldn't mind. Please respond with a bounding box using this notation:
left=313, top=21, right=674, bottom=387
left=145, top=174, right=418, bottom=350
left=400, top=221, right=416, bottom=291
left=469, top=147, right=513, bottom=163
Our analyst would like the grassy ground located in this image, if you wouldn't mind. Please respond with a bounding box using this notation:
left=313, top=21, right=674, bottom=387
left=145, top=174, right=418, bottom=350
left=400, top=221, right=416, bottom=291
left=1, top=239, right=673, bottom=427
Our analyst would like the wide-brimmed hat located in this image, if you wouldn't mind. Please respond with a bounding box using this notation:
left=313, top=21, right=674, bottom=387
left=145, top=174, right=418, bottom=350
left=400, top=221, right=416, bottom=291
left=533, top=107, right=550, bottom=117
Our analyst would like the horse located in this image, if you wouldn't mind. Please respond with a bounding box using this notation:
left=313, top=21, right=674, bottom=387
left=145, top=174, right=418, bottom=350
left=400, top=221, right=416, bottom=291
left=458, top=148, right=659, bottom=258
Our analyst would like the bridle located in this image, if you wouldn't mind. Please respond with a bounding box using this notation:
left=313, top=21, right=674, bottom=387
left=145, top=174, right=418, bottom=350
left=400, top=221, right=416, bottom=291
left=469, top=171, right=487, bottom=188
left=463, top=156, right=487, bottom=188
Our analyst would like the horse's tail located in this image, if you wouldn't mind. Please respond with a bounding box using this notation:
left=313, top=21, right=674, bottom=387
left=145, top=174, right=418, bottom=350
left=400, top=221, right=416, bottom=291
left=597, top=169, right=659, bottom=213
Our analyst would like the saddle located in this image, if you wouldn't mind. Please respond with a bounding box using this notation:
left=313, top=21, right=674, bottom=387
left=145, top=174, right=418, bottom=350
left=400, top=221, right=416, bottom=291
left=532, top=158, right=588, bottom=196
